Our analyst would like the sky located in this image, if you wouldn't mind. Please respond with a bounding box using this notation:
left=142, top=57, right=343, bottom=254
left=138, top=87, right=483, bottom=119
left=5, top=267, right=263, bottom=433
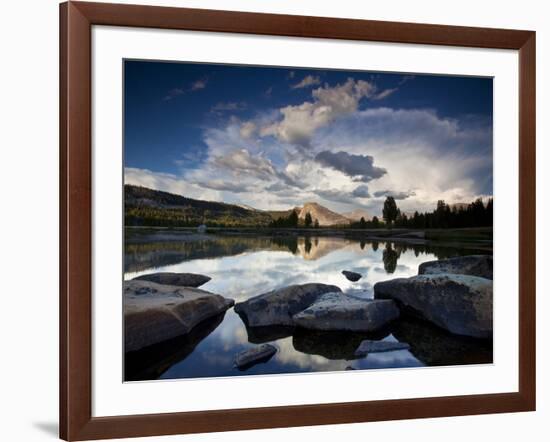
left=124, top=60, right=493, bottom=216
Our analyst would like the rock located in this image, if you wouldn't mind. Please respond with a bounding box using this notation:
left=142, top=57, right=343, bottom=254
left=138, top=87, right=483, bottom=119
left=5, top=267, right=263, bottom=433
left=418, top=255, right=493, bottom=280
left=374, top=274, right=492, bottom=338
left=133, top=272, right=211, bottom=287
left=354, top=339, right=410, bottom=356
left=292, top=293, right=400, bottom=332
left=124, top=280, right=234, bottom=352
left=342, top=270, right=362, bottom=282
left=234, top=344, right=278, bottom=369
left=234, top=283, right=341, bottom=327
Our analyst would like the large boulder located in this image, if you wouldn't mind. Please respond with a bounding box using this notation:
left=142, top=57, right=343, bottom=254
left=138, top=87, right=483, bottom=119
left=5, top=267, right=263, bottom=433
left=234, top=283, right=341, bottom=327
left=292, top=293, right=399, bottom=332
left=133, top=272, right=211, bottom=287
left=124, top=280, right=234, bottom=352
left=418, top=255, right=493, bottom=280
left=374, top=274, right=492, bottom=338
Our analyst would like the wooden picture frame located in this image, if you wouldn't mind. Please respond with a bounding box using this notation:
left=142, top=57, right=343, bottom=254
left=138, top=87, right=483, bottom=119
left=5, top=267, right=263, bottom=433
left=60, top=1, right=536, bottom=440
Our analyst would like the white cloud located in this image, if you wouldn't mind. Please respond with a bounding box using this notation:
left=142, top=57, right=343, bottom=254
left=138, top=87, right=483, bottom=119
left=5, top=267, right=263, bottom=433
left=139, top=76, right=491, bottom=217
left=239, top=121, right=257, bottom=139
left=372, top=88, right=397, bottom=100
left=291, top=75, right=321, bottom=89
left=191, top=78, right=207, bottom=91
left=261, top=78, right=376, bottom=146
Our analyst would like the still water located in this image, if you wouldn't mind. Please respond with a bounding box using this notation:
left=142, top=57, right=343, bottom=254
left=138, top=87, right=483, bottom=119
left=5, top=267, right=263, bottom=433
left=124, top=230, right=493, bottom=381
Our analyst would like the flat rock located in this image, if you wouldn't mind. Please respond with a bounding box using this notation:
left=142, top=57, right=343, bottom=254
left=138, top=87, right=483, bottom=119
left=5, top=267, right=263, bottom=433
left=292, top=293, right=400, bottom=332
left=418, top=255, right=493, bottom=280
left=342, top=270, right=362, bottom=282
left=354, top=339, right=410, bottom=356
left=125, top=280, right=234, bottom=352
left=234, top=283, right=341, bottom=327
left=234, top=344, right=277, bottom=369
left=374, top=274, right=492, bottom=338
left=133, top=272, right=211, bottom=287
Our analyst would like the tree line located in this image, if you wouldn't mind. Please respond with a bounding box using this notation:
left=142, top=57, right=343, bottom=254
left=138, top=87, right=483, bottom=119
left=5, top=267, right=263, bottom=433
left=361, top=196, right=493, bottom=229
left=269, top=210, right=320, bottom=228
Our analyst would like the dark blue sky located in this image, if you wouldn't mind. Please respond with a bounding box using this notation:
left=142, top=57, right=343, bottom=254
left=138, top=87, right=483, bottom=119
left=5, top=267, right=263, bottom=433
left=124, top=60, right=493, bottom=214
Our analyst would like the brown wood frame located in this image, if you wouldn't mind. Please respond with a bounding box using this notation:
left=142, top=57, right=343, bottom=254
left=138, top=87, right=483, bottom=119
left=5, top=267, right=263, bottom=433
left=60, top=1, right=536, bottom=440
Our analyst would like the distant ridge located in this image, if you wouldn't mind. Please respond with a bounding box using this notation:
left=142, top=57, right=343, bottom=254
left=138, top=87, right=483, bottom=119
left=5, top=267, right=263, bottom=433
left=124, top=185, right=272, bottom=227
left=342, top=208, right=372, bottom=222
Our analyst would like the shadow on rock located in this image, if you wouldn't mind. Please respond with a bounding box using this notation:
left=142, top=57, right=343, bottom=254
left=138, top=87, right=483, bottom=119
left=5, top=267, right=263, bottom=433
left=292, top=327, right=392, bottom=360
left=389, top=317, right=493, bottom=366
left=243, top=324, right=295, bottom=344
left=125, top=312, right=226, bottom=381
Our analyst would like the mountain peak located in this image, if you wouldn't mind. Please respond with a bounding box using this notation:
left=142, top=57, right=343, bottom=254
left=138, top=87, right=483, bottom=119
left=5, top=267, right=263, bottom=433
left=298, top=202, right=350, bottom=226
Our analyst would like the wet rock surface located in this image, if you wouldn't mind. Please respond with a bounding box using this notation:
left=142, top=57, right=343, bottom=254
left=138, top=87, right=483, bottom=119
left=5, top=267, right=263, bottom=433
left=374, top=274, right=492, bottom=338
left=234, top=344, right=278, bottom=370
left=292, top=293, right=400, bottom=332
left=124, top=280, right=234, bottom=352
left=234, top=283, right=342, bottom=327
left=418, top=255, right=493, bottom=280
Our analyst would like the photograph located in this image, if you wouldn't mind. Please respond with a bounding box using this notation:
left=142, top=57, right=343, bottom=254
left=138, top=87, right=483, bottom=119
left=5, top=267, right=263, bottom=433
left=123, top=60, right=494, bottom=382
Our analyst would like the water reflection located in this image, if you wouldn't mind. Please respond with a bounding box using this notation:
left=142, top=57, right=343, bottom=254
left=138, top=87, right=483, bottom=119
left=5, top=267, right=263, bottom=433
left=124, top=229, right=492, bottom=381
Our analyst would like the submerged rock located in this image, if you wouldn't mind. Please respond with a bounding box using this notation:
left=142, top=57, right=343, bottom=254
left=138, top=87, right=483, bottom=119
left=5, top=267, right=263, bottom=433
left=124, top=280, right=234, bottom=352
left=234, top=283, right=341, bottom=327
left=234, top=344, right=278, bottom=370
left=292, top=293, right=400, bottom=332
left=418, top=255, right=493, bottom=280
left=133, top=272, right=211, bottom=287
left=354, top=339, right=410, bottom=356
left=374, top=274, right=492, bottom=338
left=342, top=270, right=362, bottom=282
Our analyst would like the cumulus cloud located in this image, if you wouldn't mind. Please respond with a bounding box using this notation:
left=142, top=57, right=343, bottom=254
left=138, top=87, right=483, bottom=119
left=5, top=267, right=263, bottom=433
left=261, top=78, right=376, bottom=146
left=291, top=75, right=321, bottom=89
left=311, top=107, right=492, bottom=212
left=373, top=190, right=416, bottom=200
left=211, top=149, right=301, bottom=188
left=315, top=150, right=387, bottom=183
left=239, top=121, right=257, bottom=139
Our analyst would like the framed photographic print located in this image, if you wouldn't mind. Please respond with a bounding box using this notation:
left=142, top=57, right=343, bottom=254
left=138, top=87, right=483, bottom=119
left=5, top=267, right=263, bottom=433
left=60, top=1, right=536, bottom=440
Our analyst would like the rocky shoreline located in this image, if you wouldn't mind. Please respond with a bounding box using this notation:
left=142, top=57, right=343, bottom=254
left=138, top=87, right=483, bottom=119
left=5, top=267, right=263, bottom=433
left=125, top=254, right=493, bottom=375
